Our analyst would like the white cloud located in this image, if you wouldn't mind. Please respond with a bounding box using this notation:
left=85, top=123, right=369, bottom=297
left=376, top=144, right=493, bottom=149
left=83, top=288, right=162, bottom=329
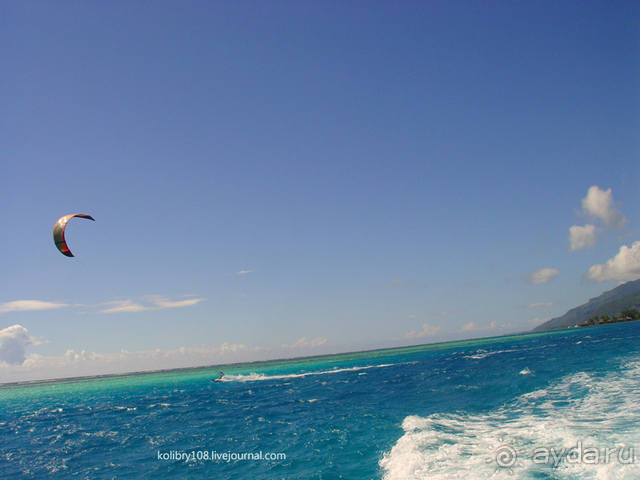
left=586, top=241, right=640, bottom=282
left=218, top=342, right=250, bottom=354
left=461, top=320, right=507, bottom=332
left=146, top=296, right=205, bottom=309
left=100, top=296, right=205, bottom=314
left=281, top=337, right=327, bottom=349
left=569, top=224, right=597, bottom=251
left=0, top=300, right=68, bottom=314
left=528, top=302, right=553, bottom=308
left=236, top=270, right=252, bottom=275
left=1, top=296, right=205, bottom=316
left=526, top=268, right=559, bottom=285
left=0, top=325, right=35, bottom=365
left=405, top=323, right=441, bottom=338
left=100, top=300, right=149, bottom=314
left=9, top=342, right=255, bottom=381
left=310, top=337, right=327, bottom=347
left=0, top=336, right=334, bottom=383
left=581, top=186, right=627, bottom=229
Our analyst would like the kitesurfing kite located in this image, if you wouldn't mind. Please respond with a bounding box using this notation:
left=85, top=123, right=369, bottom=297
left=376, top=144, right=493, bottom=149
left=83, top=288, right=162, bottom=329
left=53, top=214, right=95, bottom=257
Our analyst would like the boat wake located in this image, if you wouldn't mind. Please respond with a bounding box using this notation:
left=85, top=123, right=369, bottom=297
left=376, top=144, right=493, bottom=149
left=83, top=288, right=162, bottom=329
left=380, top=357, right=640, bottom=479
left=218, top=363, right=400, bottom=383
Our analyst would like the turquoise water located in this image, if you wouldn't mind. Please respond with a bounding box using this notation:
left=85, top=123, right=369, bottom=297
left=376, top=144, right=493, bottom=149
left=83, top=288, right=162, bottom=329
left=2, top=323, right=640, bottom=479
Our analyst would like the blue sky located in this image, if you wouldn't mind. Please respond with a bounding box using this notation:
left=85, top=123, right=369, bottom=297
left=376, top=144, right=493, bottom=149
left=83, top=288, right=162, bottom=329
left=2, top=1, right=639, bottom=381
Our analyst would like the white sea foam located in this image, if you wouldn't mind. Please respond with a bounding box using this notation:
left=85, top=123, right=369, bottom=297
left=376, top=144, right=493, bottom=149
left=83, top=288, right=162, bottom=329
left=519, top=367, right=532, bottom=375
left=380, top=358, right=640, bottom=480
left=219, top=363, right=399, bottom=383
left=463, top=349, right=517, bottom=360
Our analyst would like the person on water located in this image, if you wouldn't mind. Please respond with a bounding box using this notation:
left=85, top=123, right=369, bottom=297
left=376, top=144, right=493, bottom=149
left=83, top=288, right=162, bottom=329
left=218, top=371, right=224, bottom=380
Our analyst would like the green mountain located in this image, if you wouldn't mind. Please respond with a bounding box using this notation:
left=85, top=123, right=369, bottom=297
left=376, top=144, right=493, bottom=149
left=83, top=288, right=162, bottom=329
left=532, top=279, right=640, bottom=331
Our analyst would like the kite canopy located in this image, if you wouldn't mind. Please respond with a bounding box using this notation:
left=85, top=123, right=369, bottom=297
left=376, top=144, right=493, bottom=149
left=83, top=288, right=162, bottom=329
left=53, top=214, right=95, bottom=257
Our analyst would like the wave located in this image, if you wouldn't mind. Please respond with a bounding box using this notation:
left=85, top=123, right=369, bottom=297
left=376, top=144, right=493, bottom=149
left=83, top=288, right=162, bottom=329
left=217, top=363, right=401, bottom=383
left=380, top=358, right=640, bottom=479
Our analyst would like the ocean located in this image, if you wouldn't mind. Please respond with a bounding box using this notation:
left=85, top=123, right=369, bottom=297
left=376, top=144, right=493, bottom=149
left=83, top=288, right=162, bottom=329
left=2, top=322, right=640, bottom=479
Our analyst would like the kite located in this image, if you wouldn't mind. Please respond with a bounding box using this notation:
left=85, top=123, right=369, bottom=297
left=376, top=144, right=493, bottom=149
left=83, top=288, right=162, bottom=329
left=53, top=214, right=95, bottom=257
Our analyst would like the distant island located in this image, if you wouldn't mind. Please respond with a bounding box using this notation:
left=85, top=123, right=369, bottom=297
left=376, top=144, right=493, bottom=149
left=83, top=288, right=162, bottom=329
left=533, top=279, right=640, bottom=331
left=576, top=307, right=640, bottom=327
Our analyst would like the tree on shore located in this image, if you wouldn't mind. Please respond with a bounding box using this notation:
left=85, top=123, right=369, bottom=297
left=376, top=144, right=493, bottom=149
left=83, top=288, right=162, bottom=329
left=581, top=307, right=640, bottom=327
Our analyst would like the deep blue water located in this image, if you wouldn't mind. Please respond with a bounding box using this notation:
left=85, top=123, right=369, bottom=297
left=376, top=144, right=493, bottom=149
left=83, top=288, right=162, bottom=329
left=2, top=323, right=640, bottom=479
